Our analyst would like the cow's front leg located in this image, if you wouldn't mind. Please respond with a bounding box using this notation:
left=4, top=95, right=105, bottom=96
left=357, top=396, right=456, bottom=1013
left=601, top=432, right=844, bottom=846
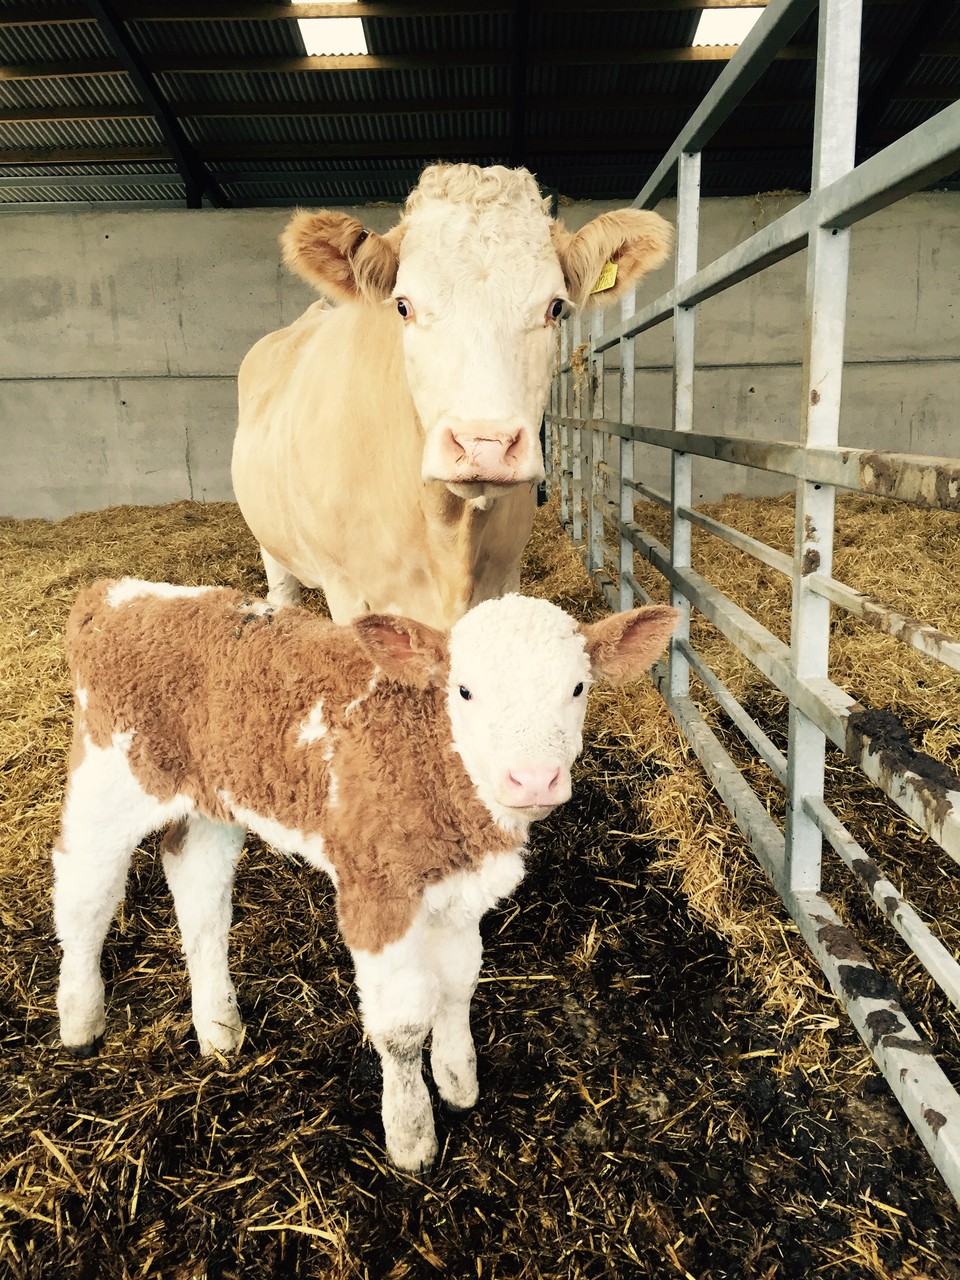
left=318, top=572, right=370, bottom=627
left=260, top=546, right=301, bottom=609
left=425, top=917, right=483, bottom=1112
left=352, top=940, right=439, bottom=1172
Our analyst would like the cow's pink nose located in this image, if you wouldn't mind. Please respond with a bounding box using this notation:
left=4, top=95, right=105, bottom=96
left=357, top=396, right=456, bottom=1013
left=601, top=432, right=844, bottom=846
left=453, top=432, right=521, bottom=474
left=424, top=418, right=545, bottom=486
left=501, top=765, right=570, bottom=808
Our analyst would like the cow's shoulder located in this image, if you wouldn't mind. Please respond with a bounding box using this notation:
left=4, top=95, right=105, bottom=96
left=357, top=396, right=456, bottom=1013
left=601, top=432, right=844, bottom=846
left=239, top=299, right=333, bottom=384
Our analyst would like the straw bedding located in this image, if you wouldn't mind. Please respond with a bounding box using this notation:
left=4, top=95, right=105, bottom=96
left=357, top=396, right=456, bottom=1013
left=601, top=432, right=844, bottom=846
left=1, top=493, right=958, bottom=1279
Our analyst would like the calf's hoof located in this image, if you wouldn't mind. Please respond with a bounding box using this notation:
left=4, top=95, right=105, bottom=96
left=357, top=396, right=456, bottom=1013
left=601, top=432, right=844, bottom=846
left=196, top=1012, right=244, bottom=1056
left=57, top=1008, right=105, bottom=1059
left=194, top=990, right=243, bottom=1055
left=431, top=1054, right=479, bottom=1113
left=62, top=1035, right=103, bottom=1060
left=383, top=1109, right=438, bottom=1173
left=57, top=997, right=106, bottom=1057
left=387, top=1127, right=438, bottom=1174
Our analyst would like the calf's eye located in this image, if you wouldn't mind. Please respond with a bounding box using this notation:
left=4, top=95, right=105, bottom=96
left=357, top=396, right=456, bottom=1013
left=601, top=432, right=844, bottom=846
left=548, top=298, right=565, bottom=322
left=573, top=682, right=584, bottom=697
left=396, top=297, right=413, bottom=319
left=459, top=686, right=472, bottom=701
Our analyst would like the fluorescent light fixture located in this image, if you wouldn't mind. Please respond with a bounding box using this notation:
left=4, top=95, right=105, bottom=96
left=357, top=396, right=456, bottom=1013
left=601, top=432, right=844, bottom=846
left=691, top=6, right=764, bottom=47
left=292, top=1, right=368, bottom=56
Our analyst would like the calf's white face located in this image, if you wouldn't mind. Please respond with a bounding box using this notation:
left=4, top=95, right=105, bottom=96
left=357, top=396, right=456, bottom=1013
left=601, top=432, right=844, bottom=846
left=446, top=596, right=592, bottom=822
left=354, top=594, right=680, bottom=834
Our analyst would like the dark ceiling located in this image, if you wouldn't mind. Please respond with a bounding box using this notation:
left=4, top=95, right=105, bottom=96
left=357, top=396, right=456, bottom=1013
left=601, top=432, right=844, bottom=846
left=0, top=0, right=957, bottom=210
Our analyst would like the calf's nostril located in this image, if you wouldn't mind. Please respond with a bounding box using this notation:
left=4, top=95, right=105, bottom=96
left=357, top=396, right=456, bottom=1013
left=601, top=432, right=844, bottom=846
left=505, top=766, right=563, bottom=800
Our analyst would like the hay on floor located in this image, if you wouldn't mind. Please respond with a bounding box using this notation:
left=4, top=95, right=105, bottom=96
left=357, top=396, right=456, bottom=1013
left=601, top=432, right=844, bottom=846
left=1, top=495, right=958, bottom=1280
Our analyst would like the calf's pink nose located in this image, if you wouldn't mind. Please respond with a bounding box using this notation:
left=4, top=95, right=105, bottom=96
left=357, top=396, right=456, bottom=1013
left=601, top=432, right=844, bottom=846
left=502, top=764, right=570, bottom=808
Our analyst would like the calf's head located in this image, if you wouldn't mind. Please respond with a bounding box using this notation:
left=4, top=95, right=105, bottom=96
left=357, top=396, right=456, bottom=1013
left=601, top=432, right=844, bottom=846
left=281, top=163, right=673, bottom=501
left=354, top=595, right=679, bottom=831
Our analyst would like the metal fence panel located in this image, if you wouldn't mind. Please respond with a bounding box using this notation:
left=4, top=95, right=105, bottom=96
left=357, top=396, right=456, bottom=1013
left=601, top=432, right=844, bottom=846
left=546, top=0, right=960, bottom=1201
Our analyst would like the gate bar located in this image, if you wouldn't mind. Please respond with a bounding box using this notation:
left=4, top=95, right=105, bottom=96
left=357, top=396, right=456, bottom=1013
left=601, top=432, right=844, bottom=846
left=548, top=416, right=960, bottom=512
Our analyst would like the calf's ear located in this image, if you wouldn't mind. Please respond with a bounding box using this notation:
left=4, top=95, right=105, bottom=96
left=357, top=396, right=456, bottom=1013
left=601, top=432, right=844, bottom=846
left=281, top=210, right=401, bottom=303
left=581, top=605, right=680, bottom=687
left=551, top=209, right=674, bottom=310
left=352, top=614, right=448, bottom=689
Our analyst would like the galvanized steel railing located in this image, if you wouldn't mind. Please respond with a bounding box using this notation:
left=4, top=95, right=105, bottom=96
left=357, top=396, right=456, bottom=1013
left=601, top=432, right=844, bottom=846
left=546, top=0, right=960, bottom=1199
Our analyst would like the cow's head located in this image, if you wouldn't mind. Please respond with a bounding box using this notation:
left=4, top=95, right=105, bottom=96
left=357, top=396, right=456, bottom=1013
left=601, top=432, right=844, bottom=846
left=281, top=165, right=674, bottom=502
left=354, top=595, right=679, bottom=832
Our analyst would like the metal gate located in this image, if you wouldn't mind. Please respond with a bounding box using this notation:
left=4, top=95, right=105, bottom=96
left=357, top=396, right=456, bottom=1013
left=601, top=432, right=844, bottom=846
left=546, top=0, right=960, bottom=1198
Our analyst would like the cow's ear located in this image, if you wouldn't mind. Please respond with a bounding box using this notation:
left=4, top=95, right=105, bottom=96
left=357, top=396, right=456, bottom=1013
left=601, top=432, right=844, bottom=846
left=581, top=605, right=680, bottom=687
left=281, top=210, right=400, bottom=303
left=352, top=614, right=448, bottom=689
left=551, top=209, right=674, bottom=310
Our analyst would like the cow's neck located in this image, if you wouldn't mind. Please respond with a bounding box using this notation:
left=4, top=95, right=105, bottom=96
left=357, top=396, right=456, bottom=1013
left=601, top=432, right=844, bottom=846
left=419, top=480, right=533, bottom=622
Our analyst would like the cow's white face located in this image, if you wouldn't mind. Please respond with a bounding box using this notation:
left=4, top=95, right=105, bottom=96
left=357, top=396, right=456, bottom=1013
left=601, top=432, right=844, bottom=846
left=280, top=164, right=674, bottom=504
left=393, top=197, right=565, bottom=500
left=445, top=595, right=593, bottom=828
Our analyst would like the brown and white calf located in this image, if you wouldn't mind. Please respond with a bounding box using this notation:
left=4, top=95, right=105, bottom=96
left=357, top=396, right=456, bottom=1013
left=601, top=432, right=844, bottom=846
left=53, top=579, right=677, bottom=1171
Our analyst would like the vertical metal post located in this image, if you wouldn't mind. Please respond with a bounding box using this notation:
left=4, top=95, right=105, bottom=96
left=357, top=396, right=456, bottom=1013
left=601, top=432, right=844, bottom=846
left=589, top=308, right=606, bottom=578
left=544, top=346, right=556, bottom=490
left=669, top=150, right=701, bottom=700
left=571, top=312, right=584, bottom=545
left=544, top=358, right=554, bottom=488
left=785, top=0, right=862, bottom=894
left=584, top=430, right=595, bottom=567
left=559, top=322, right=570, bottom=528
left=619, top=288, right=637, bottom=610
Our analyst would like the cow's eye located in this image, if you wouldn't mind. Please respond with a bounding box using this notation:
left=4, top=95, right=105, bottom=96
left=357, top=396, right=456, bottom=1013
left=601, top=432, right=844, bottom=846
left=459, top=685, right=472, bottom=701
left=396, top=297, right=413, bottom=320
left=548, top=298, right=565, bottom=322
left=572, top=682, right=584, bottom=697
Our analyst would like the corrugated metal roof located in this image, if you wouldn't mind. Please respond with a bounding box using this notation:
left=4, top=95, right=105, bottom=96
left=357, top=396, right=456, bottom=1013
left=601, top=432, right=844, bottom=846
left=0, top=116, right=161, bottom=149
left=0, top=1, right=955, bottom=209
left=1, top=18, right=113, bottom=62
left=370, top=12, right=514, bottom=57
left=0, top=75, right=140, bottom=109
left=126, top=17, right=304, bottom=60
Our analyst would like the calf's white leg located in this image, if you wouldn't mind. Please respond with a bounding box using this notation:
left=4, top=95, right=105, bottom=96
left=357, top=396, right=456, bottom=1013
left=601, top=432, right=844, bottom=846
left=53, top=738, right=171, bottom=1055
left=425, top=918, right=483, bottom=1112
left=352, top=930, right=440, bottom=1172
left=161, top=815, right=246, bottom=1055
left=260, top=545, right=301, bottom=609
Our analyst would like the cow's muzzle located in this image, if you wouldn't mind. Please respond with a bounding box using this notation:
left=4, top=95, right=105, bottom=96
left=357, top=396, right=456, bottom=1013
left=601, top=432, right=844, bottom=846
left=422, top=418, right=545, bottom=490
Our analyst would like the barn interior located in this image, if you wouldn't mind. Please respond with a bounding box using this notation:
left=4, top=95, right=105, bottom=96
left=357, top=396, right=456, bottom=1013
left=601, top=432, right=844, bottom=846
left=2, top=3, right=960, bottom=1278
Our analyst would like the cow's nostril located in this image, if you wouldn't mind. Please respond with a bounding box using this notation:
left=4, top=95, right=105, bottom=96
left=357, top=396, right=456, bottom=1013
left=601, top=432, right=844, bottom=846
left=504, top=432, right=524, bottom=461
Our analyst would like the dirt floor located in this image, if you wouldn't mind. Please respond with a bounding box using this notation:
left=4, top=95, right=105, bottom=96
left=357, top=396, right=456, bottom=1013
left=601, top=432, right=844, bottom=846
left=1, top=496, right=959, bottom=1279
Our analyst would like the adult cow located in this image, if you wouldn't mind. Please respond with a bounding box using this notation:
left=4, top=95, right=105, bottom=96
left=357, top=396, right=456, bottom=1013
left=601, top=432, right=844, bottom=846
left=233, top=163, right=673, bottom=628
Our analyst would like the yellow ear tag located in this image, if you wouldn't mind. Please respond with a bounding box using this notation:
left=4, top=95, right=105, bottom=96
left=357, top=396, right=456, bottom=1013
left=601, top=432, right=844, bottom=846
left=591, top=261, right=618, bottom=294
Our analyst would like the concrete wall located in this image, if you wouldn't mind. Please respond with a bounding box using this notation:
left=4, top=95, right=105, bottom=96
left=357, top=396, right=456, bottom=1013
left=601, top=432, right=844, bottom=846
left=2, top=192, right=958, bottom=517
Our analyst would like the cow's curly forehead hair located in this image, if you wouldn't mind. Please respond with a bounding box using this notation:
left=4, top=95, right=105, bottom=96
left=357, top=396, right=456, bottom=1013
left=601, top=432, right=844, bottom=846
left=405, top=163, right=552, bottom=218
